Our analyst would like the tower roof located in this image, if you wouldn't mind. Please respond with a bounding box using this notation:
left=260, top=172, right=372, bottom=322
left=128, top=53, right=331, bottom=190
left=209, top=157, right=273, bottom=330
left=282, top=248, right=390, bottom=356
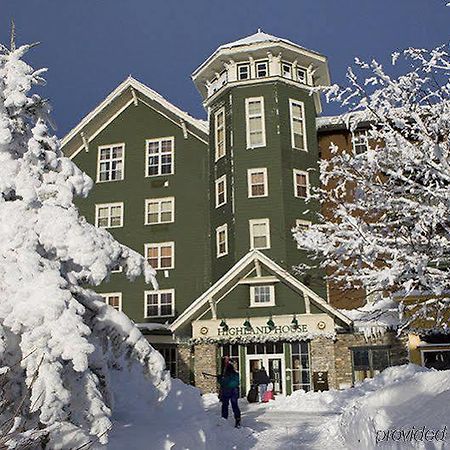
left=218, top=30, right=298, bottom=51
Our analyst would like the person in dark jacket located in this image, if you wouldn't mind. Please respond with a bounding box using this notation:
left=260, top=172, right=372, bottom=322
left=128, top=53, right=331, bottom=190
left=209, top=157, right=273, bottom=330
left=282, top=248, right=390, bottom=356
left=253, top=366, right=270, bottom=402
left=219, top=362, right=241, bottom=428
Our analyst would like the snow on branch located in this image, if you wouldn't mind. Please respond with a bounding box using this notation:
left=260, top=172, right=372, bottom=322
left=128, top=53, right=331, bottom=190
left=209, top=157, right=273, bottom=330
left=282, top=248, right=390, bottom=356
left=0, top=41, right=169, bottom=447
left=296, top=45, right=450, bottom=334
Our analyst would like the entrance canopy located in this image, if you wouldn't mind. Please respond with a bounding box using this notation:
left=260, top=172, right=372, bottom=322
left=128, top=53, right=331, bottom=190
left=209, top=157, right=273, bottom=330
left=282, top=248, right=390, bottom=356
left=170, top=250, right=352, bottom=340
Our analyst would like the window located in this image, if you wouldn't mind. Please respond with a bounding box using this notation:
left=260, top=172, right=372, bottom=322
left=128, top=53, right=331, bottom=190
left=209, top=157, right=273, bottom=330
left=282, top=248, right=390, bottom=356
left=291, top=342, right=311, bottom=391
left=352, top=346, right=391, bottom=383
left=255, top=60, right=268, bottom=78
left=422, top=350, right=450, bottom=370
left=144, top=289, right=175, bottom=318
left=145, top=242, right=174, bottom=270
left=352, top=130, right=369, bottom=155
left=97, top=144, right=124, bottom=182
left=245, top=97, right=266, bottom=148
left=95, top=202, right=123, bottom=228
left=146, top=137, right=174, bottom=176
left=237, top=63, right=250, bottom=80
left=154, top=345, right=178, bottom=377
left=111, top=263, right=123, bottom=273
left=145, top=197, right=175, bottom=225
left=289, top=100, right=307, bottom=151
left=297, top=68, right=307, bottom=84
left=220, top=344, right=239, bottom=374
left=215, top=175, right=227, bottom=207
left=214, top=108, right=226, bottom=160
left=249, top=218, right=270, bottom=249
left=250, top=285, right=275, bottom=307
left=246, top=342, right=283, bottom=355
left=293, top=170, right=309, bottom=199
left=282, top=62, right=292, bottom=79
left=100, top=293, right=122, bottom=312
left=247, top=168, right=268, bottom=198
left=216, top=224, right=228, bottom=257
left=295, top=219, right=312, bottom=232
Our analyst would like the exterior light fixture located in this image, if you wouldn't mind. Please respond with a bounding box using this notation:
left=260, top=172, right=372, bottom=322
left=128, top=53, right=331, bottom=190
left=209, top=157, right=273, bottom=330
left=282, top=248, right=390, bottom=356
left=219, top=319, right=229, bottom=331
left=291, top=316, right=299, bottom=329
left=243, top=319, right=252, bottom=331
left=267, top=317, right=275, bottom=330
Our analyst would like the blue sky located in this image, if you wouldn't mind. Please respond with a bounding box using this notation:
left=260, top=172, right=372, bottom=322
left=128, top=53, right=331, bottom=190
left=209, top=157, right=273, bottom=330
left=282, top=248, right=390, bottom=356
left=1, top=0, right=448, bottom=137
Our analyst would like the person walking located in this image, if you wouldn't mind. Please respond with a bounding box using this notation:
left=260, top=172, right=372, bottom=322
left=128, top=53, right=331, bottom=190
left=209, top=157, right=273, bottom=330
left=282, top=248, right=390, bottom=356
left=254, top=366, right=270, bottom=402
left=219, top=361, right=241, bottom=428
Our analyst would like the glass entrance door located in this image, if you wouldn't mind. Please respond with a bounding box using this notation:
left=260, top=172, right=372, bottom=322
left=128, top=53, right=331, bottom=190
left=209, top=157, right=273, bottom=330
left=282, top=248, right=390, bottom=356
left=245, top=353, right=286, bottom=396
left=267, top=357, right=283, bottom=394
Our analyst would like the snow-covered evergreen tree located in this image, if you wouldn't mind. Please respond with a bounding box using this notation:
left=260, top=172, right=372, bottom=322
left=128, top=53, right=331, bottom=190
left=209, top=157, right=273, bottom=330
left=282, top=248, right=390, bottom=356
left=0, top=39, right=169, bottom=448
left=296, top=46, right=450, bottom=332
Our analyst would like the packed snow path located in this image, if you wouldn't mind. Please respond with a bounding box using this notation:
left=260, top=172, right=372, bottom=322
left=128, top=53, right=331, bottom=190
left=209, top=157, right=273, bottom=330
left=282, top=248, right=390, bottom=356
left=204, top=397, right=342, bottom=450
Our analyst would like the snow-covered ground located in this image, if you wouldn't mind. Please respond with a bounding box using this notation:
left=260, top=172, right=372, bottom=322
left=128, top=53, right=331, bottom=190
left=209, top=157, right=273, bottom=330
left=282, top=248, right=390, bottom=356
left=107, top=364, right=450, bottom=449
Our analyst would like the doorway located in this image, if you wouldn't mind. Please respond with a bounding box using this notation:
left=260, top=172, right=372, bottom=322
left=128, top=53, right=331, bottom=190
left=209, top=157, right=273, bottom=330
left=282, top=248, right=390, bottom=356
left=246, top=353, right=286, bottom=395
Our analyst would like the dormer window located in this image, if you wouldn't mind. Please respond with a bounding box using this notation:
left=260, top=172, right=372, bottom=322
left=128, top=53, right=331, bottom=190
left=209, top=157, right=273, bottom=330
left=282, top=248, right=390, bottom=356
left=282, top=62, right=293, bottom=79
left=297, top=68, right=307, bottom=84
left=255, top=60, right=268, bottom=78
left=237, top=63, right=250, bottom=80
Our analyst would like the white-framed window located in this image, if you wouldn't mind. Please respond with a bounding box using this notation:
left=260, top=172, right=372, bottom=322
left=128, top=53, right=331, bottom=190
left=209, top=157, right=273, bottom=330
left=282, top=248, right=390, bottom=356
left=245, top=97, right=266, bottom=148
left=282, top=62, right=293, bottom=79
left=255, top=60, right=268, bottom=78
left=95, top=202, right=124, bottom=228
left=111, top=263, right=123, bottom=273
left=249, top=218, right=271, bottom=250
left=352, top=130, right=369, bottom=155
left=297, top=67, right=307, bottom=84
left=293, top=170, right=309, bottom=199
left=250, top=285, right=275, bottom=307
left=247, top=168, right=268, bottom=198
left=97, top=144, right=125, bottom=182
left=144, top=289, right=175, bottom=318
left=145, top=197, right=175, bottom=225
left=295, top=219, right=312, bottom=250
left=214, top=108, right=226, bottom=160
left=237, top=63, right=250, bottom=80
left=295, top=219, right=312, bottom=232
left=289, top=99, right=307, bottom=151
left=215, top=175, right=227, bottom=207
left=145, top=242, right=175, bottom=270
left=100, top=292, right=122, bottom=312
left=146, top=137, right=174, bottom=177
left=216, top=224, right=228, bottom=257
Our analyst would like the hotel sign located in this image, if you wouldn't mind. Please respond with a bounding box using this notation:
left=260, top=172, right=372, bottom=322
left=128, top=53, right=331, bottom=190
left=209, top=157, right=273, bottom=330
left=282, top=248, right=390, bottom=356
left=192, top=314, right=334, bottom=339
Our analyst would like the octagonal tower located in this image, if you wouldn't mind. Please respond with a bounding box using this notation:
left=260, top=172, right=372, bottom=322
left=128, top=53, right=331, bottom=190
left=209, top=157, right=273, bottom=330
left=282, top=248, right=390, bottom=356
left=192, top=31, right=330, bottom=292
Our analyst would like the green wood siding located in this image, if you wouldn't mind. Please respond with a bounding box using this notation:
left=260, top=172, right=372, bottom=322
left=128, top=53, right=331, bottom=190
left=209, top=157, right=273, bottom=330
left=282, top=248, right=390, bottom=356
left=71, top=102, right=210, bottom=324
left=208, top=80, right=326, bottom=299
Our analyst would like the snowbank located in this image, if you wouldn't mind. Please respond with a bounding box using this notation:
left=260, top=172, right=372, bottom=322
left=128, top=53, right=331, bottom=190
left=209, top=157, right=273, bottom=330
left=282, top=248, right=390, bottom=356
left=272, top=365, right=450, bottom=449
left=108, top=367, right=255, bottom=450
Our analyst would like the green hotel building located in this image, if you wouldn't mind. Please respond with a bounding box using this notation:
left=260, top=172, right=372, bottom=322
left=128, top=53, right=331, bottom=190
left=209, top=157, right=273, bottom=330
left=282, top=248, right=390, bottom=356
left=62, top=32, right=407, bottom=395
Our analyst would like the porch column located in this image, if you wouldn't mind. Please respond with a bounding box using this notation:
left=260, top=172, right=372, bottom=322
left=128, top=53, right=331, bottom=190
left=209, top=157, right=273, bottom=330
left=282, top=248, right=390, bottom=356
left=310, top=337, right=337, bottom=390
left=194, top=343, right=218, bottom=393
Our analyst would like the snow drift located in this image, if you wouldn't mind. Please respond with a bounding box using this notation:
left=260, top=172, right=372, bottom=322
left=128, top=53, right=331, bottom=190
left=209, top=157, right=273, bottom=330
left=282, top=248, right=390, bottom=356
left=272, top=365, right=450, bottom=449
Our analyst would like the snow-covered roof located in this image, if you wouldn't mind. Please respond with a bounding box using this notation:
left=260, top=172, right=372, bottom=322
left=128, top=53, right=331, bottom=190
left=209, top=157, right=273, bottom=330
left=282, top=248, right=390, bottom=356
left=61, top=76, right=208, bottom=157
left=170, top=250, right=352, bottom=332
left=192, top=30, right=328, bottom=80
left=218, top=30, right=299, bottom=51
left=316, top=111, right=375, bottom=131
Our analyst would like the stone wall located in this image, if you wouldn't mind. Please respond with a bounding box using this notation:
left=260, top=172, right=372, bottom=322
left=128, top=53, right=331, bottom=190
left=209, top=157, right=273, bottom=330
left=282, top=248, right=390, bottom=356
left=333, top=331, right=409, bottom=389
left=193, top=343, right=218, bottom=394
left=177, top=345, right=193, bottom=385
left=310, top=336, right=337, bottom=390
